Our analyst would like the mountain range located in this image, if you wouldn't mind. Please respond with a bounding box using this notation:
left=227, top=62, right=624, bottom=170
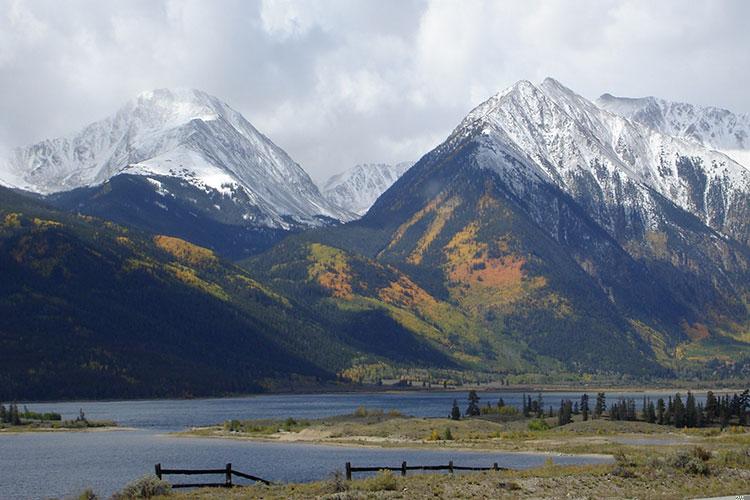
left=1, top=88, right=352, bottom=259
left=322, top=162, right=413, bottom=215
left=2, top=79, right=749, bottom=400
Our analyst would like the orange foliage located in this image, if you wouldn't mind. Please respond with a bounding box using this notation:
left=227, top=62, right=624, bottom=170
left=682, top=321, right=711, bottom=341
left=444, top=223, right=525, bottom=288
left=308, top=244, right=353, bottom=299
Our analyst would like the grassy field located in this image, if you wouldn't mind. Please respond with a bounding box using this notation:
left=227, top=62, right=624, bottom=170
left=152, top=410, right=750, bottom=498
left=155, top=450, right=750, bottom=499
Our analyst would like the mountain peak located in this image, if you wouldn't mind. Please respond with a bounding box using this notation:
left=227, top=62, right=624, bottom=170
left=1, top=88, right=351, bottom=226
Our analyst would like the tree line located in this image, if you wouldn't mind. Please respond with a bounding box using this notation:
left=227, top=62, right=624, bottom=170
left=450, top=389, right=749, bottom=428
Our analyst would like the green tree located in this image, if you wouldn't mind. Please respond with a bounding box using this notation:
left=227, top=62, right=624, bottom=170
left=594, top=392, right=606, bottom=419
left=673, top=394, right=685, bottom=428
left=450, top=399, right=461, bottom=420
left=656, top=398, right=665, bottom=425
left=685, top=392, right=698, bottom=428
left=705, top=391, right=718, bottom=424
left=580, top=394, right=589, bottom=421
left=0, top=403, right=6, bottom=424
left=466, top=391, right=481, bottom=417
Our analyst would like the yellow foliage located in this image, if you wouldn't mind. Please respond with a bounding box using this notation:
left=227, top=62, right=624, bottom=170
left=165, top=263, right=229, bottom=301
left=115, top=236, right=132, bottom=247
left=3, top=212, right=21, bottom=228
left=407, top=196, right=462, bottom=264
left=443, top=222, right=545, bottom=314
left=382, top=192, right=448, bottom=256
left=307, top=243, right=353, bottom=298
left=32, top=218, right=63, bottom=228
left=153, top=235, right=217, bottom=266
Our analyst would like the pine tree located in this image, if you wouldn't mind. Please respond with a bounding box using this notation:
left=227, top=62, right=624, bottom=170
left=0, top=403, right=6, bottom=424
left=9, top=404, right=20, bottom=425
left=705, top=391, right=717, bottom=424
left=656, top=398, right=665, bottom=425
left=647, top=401, right=656, bottom=423
left=685, top=392, right=697, bottom=428
left=673, top=394, right=685, bottom=428
left=522, top=393, right=529, bottom=417
left=580, top=394, right=589, bottom=421
left=466, top=391, right=481, bottom=417
left=536, top=393, right=544, bottom=418
left=450, top=400, right=461, bottom=420
left=594, top=392, right=606, bottom=419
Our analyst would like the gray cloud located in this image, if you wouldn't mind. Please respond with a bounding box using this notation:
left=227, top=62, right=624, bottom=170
left=1, top=0, right=748, bottom=181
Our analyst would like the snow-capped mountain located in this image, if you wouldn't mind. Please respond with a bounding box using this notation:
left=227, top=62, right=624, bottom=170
left=1, top=88, right=351, bottom=229
left=322, top=161, right=412, bottom=215
left=442, top=78, right=750, bottom=245
left=597, top=93, right=750, bottom=168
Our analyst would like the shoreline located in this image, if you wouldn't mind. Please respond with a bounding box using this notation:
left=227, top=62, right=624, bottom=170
left=0, top=425, right=132, bottom=434
left=169, top=428, right=615, bottom=461
left=12, top=384, right=747, bottom=405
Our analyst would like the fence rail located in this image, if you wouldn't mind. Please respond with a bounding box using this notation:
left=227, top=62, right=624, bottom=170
left=154, top=463, right=272, bottom=488
left=344, top=460, right=510, bottom=480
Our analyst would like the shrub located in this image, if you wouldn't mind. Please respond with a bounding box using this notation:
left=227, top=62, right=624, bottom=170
left=76, top=488, right=98, bottom=500
left=353, top=406, right=367, bottom=418
left=717, top=448, right=750, bottom=467
left=668, top=450, right=710, bottom=475
left=691, top=446, right=712, bottom=462
left=364, top=469, right=398, bottom=491
left=528, top=419, right=550, bottom=431
left=443, top=427, right=454, bottom=440
left=327, top=470, right=349, bottom=493
left=114, top=474, right=172, bottom=499
left=427, top=429, right=441, bottom=441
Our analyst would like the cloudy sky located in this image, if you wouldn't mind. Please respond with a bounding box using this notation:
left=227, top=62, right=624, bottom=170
left=1, top=0, right=748, bottom=182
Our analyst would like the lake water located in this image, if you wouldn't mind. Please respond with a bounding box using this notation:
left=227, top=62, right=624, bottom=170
left=2, top=390, right=703, bottom=499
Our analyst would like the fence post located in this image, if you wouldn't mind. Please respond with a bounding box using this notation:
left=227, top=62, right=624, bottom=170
left=401, top=461, right=407, bottom=476
left=155, top=463, right=162, bottom=480
left=345, top=462, right=352, bottom=481
left=448, top=460, right=454, bottom=474
left=226, top=463, right=232, bottom=487
left=493, top=462, right=499, bottom=471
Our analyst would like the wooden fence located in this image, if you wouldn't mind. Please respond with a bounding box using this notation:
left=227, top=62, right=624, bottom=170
left=154, top=463, right=272, bottom=488
left=344, top=460, right=509, bottom=480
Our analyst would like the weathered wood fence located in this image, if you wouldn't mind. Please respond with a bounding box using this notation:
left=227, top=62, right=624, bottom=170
left=154, top=463, right=272, bottom=488
left=344, top=460, right=509, bottom=480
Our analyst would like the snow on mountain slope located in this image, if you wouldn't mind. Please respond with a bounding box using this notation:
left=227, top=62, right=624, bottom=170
left=1, top=88, right=352, bottom=228
left=322, top=161, right=412, bottom=215
left=447, top=78, right=750, bottom=244
left=596, top=93, right=750, bottom=168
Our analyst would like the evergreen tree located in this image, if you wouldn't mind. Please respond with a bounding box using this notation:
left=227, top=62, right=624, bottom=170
left=673, top=394, right=685, bottom=428
left=536, top=393, right=544, bottom=418
left=656, top=398, right=665, bottom=425
left=522, top=393, right=529, bottom=417
left=450, top=400, right=461, bottom=420
left=647, top=401, right=657, bottom=423
left=580, top=394, right=589, bottom=421
left=0, top=403, right=6, bottom=424
left=558, top=400, right=573, bottom=426
left=9, top=404, right=20, bottom=425
left=466, top=391, right=481, bottom=417
left=594, top=392, right=606, bottom=419
left=685, top=392, right=697, bottom=428
left=705, top=391, right=718, bottom=424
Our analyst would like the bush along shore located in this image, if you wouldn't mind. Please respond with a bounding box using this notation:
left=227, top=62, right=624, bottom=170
left=0, top=404, right=116, bottom=431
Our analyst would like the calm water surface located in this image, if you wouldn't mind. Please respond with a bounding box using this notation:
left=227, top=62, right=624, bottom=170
left=3, top=390, right=696, bottom=499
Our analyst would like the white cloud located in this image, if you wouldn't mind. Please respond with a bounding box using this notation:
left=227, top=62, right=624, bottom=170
left=0, top=0, right=748, bottom=182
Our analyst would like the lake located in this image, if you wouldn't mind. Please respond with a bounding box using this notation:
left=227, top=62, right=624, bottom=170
left=2, top=389, right=703, bottom=498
